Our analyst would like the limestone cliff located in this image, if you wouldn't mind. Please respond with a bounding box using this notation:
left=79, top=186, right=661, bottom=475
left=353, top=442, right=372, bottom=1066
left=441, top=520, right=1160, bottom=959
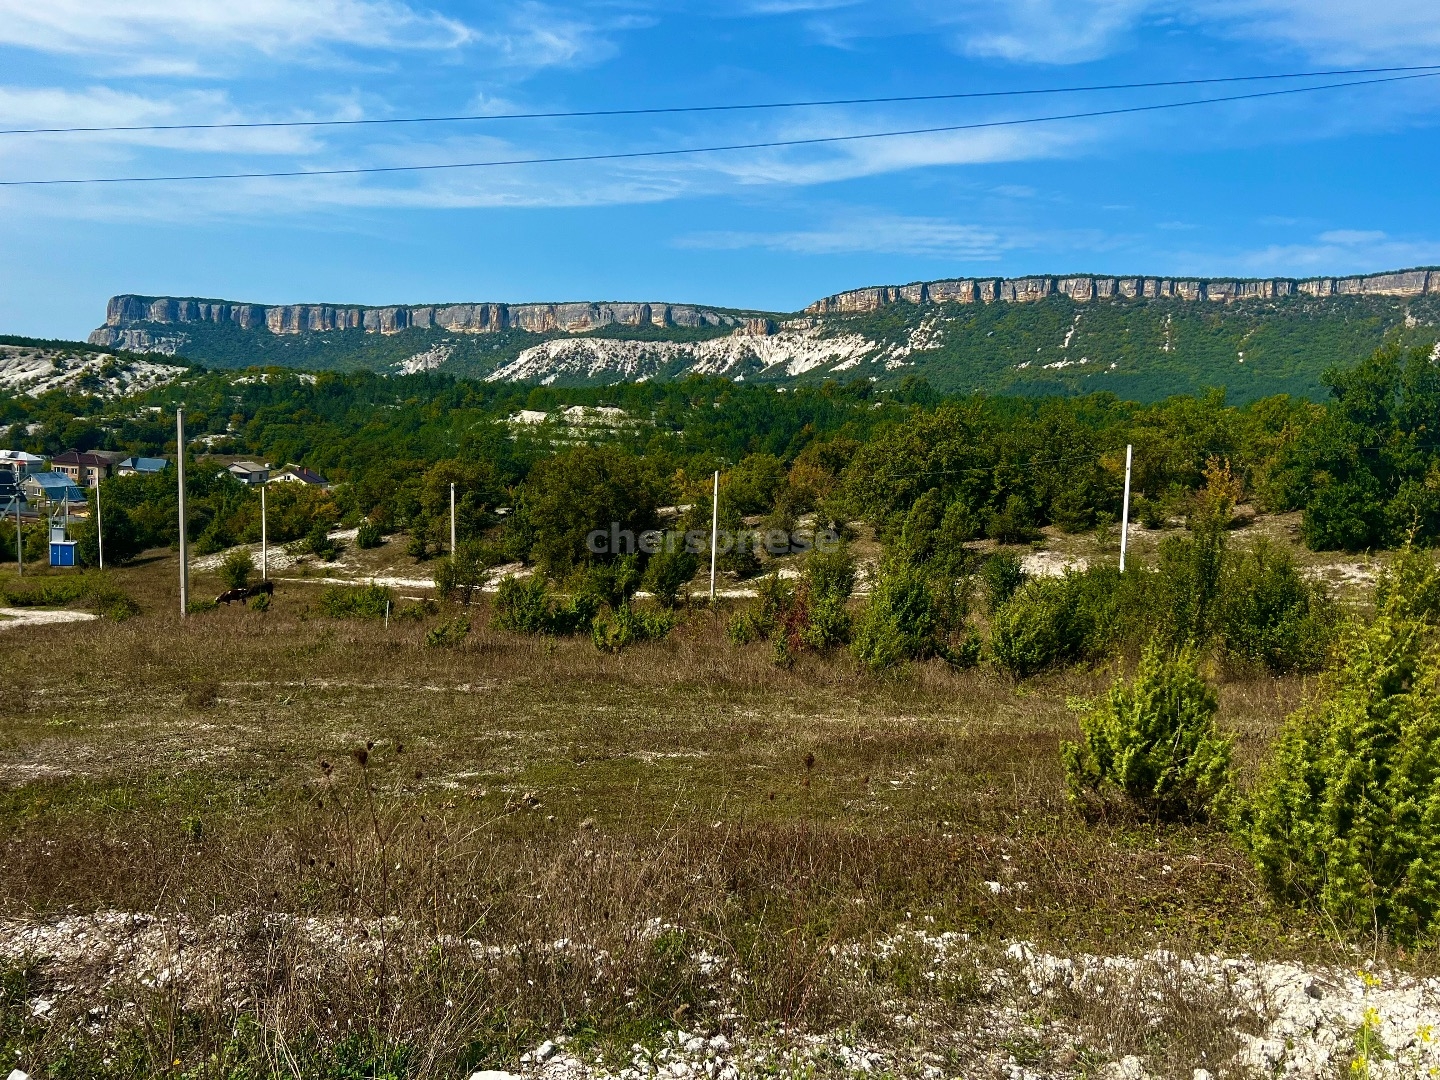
left=804, top=268, right=1440, bottom=315
left=89, top=295, right=751, bottom=348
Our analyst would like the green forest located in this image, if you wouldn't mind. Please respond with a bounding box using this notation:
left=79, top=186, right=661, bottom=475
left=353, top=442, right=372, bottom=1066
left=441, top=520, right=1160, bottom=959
left=3, top=340, right=1439, bottom=570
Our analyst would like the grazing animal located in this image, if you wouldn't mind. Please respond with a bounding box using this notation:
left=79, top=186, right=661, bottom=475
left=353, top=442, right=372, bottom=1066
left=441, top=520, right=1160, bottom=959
left=216, top=581, right=274, bottom=606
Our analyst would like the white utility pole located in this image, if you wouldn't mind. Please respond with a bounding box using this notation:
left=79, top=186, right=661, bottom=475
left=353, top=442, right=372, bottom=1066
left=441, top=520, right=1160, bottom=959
left=15, top=494, right=22, bottom=577
left=449, top=482, right=456, bottom=556
left=709, top=470, right=719, bottom=602
left=1119, top=443, right=1133, bottom=573
left=177, top=408, right=189, bottom=616
left=260, top=483, right=268, bottom=580
left=96, top=480, right=104, bottom=570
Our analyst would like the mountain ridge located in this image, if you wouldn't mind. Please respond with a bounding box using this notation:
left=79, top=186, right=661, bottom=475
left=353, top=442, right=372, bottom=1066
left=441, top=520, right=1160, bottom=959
left=81, top=267, right=1440, bottom=404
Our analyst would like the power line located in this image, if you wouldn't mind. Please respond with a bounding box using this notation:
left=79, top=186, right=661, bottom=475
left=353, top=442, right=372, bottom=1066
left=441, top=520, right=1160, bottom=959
left=4, top=70, right=1435, bottom=188
left=2, top=65, right=1436, bottom=137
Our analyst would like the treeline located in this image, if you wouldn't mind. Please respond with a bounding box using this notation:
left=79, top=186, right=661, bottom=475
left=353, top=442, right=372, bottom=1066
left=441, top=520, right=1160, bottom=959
left=3, top=343, right=1439, bottom=572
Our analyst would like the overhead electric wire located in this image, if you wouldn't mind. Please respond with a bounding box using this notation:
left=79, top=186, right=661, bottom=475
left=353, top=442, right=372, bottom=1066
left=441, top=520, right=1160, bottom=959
left=3, top=69, right=1437, bottom=187
left=2, top=64, right=1437, bottom=137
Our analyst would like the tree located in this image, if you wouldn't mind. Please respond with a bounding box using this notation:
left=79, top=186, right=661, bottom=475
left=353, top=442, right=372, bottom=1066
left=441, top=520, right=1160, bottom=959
left=519, top=446, right=663, bottom=575
left=1239, top=546, right=1440, bottom=942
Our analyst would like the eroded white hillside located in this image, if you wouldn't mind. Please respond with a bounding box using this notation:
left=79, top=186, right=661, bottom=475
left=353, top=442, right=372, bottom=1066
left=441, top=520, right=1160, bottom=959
left=0, top=345, right=185, bottom=397
left=485, top=324, right=880, bottom=384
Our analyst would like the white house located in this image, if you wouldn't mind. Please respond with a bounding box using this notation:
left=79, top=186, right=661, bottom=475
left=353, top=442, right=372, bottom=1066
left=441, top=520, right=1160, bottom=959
left=227, top=461, right=270, bottom=485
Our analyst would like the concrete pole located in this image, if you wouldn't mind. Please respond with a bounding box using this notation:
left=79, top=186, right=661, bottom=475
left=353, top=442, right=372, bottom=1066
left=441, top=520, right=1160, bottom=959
left=260, top=483, right=267, bottom=580
left=1120, top=443, right=1133, bottom=573
left=709, top=470, right=719, bottom=602
left=177, top=408, right=189, bottom=616
left=14, top=494, right=20, bottom=577
left=96, top=480, right=104, bottom=570
left=450, top=482, right=456, bottom=556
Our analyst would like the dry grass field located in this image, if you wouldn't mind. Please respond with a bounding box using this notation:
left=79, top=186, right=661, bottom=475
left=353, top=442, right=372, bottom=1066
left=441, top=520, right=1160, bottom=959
left=0, top=532, right=1433, bottom=1080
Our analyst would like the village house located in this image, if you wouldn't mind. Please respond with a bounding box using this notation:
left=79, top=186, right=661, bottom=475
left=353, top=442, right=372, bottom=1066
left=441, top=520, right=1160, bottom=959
left=51, top=449, right=124, bottom=488
left=0, top=450, right=46, bottom=476
left=116, top=456, right=169, bottom=476
left=270, top=464, right=329, bottom=488
left=21, top=471, right=87, bottom=506
left=227, top=460, right=271, bottom=485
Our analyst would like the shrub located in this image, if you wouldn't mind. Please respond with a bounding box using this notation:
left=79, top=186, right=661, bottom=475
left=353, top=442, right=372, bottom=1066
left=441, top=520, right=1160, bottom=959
left=981, top=551, right=1025, bottom=613
left=425, top=615, right=471, bottom=648
left=249, top=591, right=271, bottom=613
left=81, top=572, right=140, bottom=621
left=219, top=549, right=254, bottom=592
left=294, top=522, right=340, bottom=561
left=434, top=540, right=506, bottom=605
left=1152, top=521, right=1226, bottom=649
left=355, top=520, right=383, bottom=549
left=591, top=603, right=674, bottom=652
left=491, top=574, right=599, bottom=635
left=798, top=546, right=855, bottom=650
left=851, top=557, right=967, bottom=671
left=989, top=567, right=1136, bottom=677
left=727, top=548, right=857, bottom=662
left=317, top=583, right=392, bottom=620
left=491, top=575, right=552, bottom=634
left=641, top=546, right=698, bottom=608
left=1218, top=539, right=1336, bottom=672
left=726, top=573, right=793, bottom=645
left=1239, top=546, right=1440, bottom=942
left=1062, top=644, right=1232, bottom=821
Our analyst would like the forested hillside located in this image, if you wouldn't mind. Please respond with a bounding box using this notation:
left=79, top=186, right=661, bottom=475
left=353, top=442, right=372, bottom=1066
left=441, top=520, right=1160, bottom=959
left=88, top=291, right=1440, bottom=404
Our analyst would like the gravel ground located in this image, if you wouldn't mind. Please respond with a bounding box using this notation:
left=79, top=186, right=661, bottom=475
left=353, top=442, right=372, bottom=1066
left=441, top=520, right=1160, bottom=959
left=3, top=915, right=1437, bottom=1079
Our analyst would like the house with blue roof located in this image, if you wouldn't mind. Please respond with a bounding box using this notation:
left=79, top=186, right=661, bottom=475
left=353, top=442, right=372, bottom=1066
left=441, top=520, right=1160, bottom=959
left=21, top=471, right=87, bottom=506
left=117, top=456, right=169, bottom=475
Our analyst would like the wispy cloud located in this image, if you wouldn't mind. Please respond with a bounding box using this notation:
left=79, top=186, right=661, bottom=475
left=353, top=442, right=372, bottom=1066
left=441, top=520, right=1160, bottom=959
left=679, top=216, right=1013, bottom=258
left=0, top=0, right=474, bottom=59
left=1236, top=228, right=1440, bottom=275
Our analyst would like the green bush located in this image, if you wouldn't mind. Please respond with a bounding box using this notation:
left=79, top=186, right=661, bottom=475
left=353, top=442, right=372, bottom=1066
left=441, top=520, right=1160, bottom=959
left=356, top=520, right=383, bottom=549
left=219, top=548, right=254, bottom=592
left=491, top=575, right=552, bottom=634
left=641, top=546, right=698, bottom=608
left=726, top=573, right=793, bottom=645
left=294, top=522, right=340, bottom=561
left=980, top=551, right=1024, bottom=613
left=1152, top=520, right=1226, bottom=649
left=851, top=557, right=966, bottom=671
left=426, top=615, right=471, bottom=648
left=317, top=583, right=392, bottom=619
left=249, top=591, right=271, bottom=613
left=798, top=546, right=855, bottom=650
left=491, top=573, right=600, bottom=635
left=1062, top=644, right=1232, bottom=821
left=990, top=567, right=1137, bottom=678
left=1239, top=547, right=1440, bottom=942
left=1218, top=539, right=1337, bottom=672
left=591, top=602, right=675, bottom=652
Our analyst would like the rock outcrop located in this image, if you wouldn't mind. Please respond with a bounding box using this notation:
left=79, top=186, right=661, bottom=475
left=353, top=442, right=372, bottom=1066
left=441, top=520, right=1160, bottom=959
left=89, top=295, right=752, bottom=347
left=804, top=268, right=1440, bottom=315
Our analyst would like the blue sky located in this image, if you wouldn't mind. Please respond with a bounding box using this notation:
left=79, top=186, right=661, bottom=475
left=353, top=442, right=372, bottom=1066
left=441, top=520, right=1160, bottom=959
left=2, top=1, right=1439, bottom=338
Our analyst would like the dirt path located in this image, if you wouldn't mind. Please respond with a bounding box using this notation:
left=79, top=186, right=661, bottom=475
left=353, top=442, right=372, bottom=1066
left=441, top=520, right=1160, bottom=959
left=0, top=607, right=97, bottom=629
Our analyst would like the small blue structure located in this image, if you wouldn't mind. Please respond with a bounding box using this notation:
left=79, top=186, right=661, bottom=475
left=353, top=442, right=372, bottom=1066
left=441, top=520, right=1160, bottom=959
left=49, top=513, right=77, bottom=568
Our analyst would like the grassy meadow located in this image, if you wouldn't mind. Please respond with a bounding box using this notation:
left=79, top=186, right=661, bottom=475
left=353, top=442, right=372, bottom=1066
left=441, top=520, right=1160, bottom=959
left=0, top=521, right=1424, bottom=1078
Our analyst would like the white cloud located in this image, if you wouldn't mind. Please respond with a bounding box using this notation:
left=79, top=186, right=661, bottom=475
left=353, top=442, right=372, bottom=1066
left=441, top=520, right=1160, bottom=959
left=677, top=215, right=1016, bottom=258
left=0, top=0, right=475, bottom=58
left=1235, top=228, right=1440, bottom=275
left=950, top=0, right=1151, bottom=64
left=1193, top=1, right=1440, bottom=63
